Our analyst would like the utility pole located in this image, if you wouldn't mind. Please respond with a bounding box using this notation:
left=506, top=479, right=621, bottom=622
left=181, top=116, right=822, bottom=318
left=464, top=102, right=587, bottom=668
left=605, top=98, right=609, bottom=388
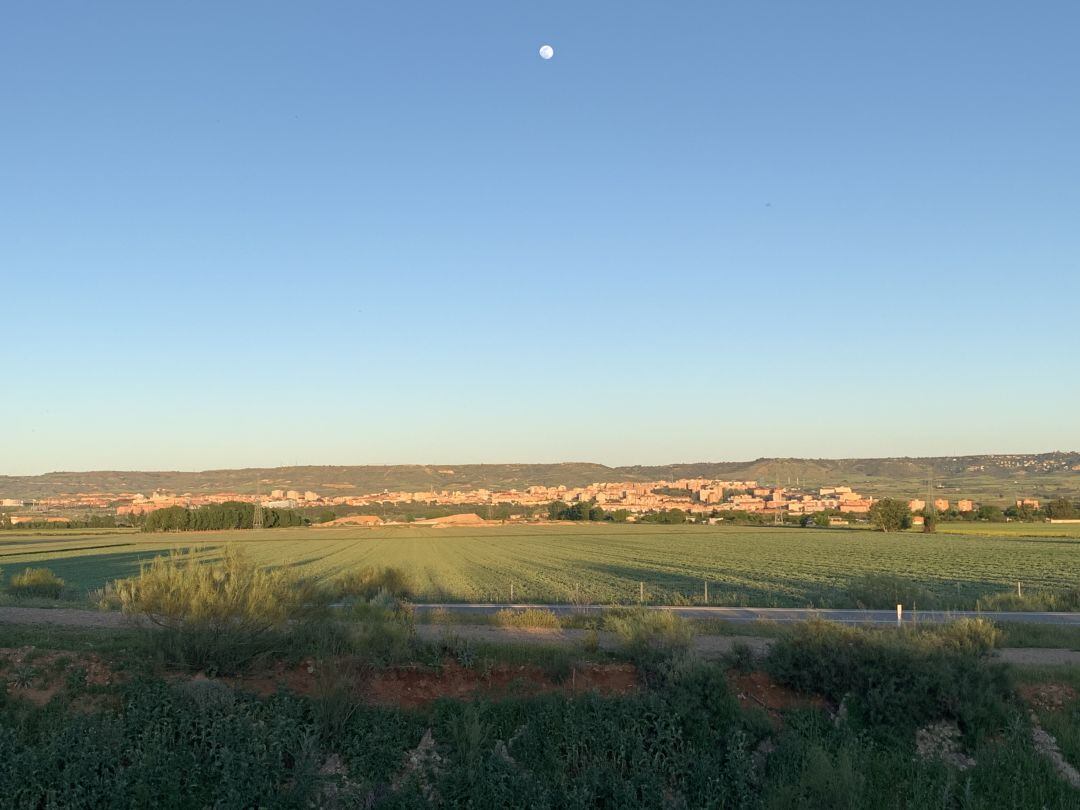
left=253, top=476, right=264, bottom=530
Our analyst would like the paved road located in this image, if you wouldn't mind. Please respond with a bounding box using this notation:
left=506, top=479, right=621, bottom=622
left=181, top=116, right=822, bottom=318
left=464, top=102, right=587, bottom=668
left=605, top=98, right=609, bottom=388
left=414, top=604, right=1080, bottom=626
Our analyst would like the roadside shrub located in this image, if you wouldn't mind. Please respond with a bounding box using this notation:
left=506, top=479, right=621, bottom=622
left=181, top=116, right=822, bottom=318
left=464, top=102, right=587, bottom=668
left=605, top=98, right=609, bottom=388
left=6, top=568, right=65, bottom=599
left=724, top=641, right=757, bottom=674
left=494, top=607, right=561, bottom=629
left=89, top=582, right=122, bottom=611
left=334, top=566, right=411, bottom=600
left=926, top=618, right=1002, bottom=654
left=604, top=607, right=692, bottom=656
left=976, top=587, right=1080, bottom=612
left=843, top=574, right=938, bottom=610
left=115, top=547, right=332, bottom=673
left=764, top=620, right=1012, bottom=737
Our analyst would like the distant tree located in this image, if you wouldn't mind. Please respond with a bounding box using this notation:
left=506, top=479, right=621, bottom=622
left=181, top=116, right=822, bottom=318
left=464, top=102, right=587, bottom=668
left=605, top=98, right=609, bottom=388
left=547, top=501, right=569, bottom=520
left=813, top=512, right=832, bottom=528
left=975, top=504, right=1005, bottom=522
left=605, top=509, right=631, bottom=523
left=316, top=510, right=337, bottom=524
left=1006, top=503, right=1040, bottom=521
left=868, top=498, right=911, bottom=532
left=1046, top=498, right=1077, bottom=520
left=921, top=507, right=937, bottom=533
left=642, top=509, right=687, bottom=525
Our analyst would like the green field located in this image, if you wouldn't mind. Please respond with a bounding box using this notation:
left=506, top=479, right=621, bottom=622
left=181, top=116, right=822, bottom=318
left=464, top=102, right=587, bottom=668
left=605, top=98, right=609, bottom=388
left=2, top=522, right=1079, bottom=608
left=936, top=521, right=1080, bottom=538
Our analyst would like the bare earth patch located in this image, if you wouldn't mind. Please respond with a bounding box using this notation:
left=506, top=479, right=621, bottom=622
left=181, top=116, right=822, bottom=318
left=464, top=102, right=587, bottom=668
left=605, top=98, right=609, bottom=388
left=0, top=646, right=120, bottom=706
left=727, top=670, right=825, bottom=725
left=1017, top=682, right=1079, bottom=713
left=366, top=661, right=639, bottom=708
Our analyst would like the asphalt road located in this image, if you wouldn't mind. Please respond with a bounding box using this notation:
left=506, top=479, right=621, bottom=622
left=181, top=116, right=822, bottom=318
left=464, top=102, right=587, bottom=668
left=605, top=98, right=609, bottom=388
left=413, top=604, right=1080, bottom=626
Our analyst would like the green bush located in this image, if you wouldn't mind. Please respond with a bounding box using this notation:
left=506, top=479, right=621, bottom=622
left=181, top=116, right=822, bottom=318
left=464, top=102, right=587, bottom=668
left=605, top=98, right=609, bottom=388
left=6, top=568, right=65, bottom=599
left=115, top=547, right=332, bottom=673
left=764, top=620, right=1012, bottom=737
left=494, top=607, right=562, bottom=629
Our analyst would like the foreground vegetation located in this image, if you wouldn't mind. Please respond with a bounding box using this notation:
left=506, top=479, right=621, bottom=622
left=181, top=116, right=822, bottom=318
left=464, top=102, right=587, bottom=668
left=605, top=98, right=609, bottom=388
left=0, top=553, right=1077, bottom=807
left=0, top=523, right=1079, bottom=609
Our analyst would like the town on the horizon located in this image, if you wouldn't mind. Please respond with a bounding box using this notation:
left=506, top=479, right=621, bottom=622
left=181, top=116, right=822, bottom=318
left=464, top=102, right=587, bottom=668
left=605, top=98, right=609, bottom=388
left=0, top=475, right=1056, bottom=527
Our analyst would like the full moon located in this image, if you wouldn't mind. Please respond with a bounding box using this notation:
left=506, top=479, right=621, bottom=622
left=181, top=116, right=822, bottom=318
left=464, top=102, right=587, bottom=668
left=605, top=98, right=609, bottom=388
left=539, top=44, right=554, bottom=60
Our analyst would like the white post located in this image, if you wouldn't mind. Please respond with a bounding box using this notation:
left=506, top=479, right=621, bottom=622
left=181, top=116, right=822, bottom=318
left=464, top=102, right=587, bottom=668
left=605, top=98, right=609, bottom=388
left=896, top=604, right=903, bottom=626
left=510, top=582, right=514, bottom=602
left=1017, top=581, right=1022, bottom=598
left=704, top=579, right=709, bottom=604
left=640, top=581, right=644, bottom=604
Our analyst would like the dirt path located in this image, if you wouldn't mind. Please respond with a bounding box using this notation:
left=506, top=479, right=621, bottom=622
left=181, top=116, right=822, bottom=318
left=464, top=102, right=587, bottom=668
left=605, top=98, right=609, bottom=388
left=0, top=607, right=131, bottom=628
left=1, top=607, right=1076, bottom=665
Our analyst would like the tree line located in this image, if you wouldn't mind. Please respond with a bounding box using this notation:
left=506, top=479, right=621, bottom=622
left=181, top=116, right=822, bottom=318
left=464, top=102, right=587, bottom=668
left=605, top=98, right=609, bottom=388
left=141, top=502, right=305, bottom=532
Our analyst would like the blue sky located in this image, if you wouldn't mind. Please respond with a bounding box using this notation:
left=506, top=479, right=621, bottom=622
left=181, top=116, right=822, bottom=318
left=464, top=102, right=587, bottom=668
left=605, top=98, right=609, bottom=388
left=2, top=2, right=1078, bottom=474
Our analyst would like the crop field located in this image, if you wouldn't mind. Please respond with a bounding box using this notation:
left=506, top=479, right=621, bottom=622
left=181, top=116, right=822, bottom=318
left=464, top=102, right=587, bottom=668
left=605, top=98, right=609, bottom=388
left=936, top=522, right=1080, bottom=538
left=2, top=523, right=1079, bottom=608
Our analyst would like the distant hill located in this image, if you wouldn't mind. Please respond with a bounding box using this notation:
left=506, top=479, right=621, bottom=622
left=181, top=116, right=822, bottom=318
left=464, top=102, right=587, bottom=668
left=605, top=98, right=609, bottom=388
left=2, top=453, right=1079, bottom=502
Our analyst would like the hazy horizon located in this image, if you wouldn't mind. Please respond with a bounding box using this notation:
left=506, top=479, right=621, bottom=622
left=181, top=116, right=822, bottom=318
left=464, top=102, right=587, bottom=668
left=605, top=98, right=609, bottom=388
left=4, top=2, right=1078, bottom=474
left=4, top=449, right=1078, bottom=479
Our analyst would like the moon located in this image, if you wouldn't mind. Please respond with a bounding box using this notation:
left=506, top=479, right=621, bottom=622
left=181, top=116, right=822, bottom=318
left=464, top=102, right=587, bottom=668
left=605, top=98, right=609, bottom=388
left=539, top=44, right=554, bottom=60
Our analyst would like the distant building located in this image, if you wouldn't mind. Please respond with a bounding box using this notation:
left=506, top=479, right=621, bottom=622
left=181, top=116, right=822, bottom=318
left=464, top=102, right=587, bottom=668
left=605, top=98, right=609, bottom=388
left=908, top=499, right=926, bottom=512
left=957, top=499, right=975, bottom=512
left=933, top=499, right=950, bottom=512
left=1016, top=498, right=1040, bottom=509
